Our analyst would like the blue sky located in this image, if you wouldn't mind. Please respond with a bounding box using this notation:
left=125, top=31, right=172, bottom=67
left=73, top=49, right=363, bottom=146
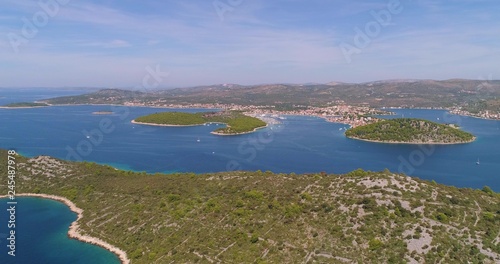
left=1, top=0, right=499, bottom=88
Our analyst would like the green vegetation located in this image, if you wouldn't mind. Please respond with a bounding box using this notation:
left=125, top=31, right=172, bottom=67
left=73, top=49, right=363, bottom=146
left=463, top=99, right=500, bottom=114
left=1, top=150, right=499, bottom=263
left=3, top=102, right=49, bottom=107
left=41, top=80, right=500, bottom=110
left=135, top=112, right=206, bottom=125
left=345, top=118, right=475, bottom=144
left=134, top=111, right=267, bottom=135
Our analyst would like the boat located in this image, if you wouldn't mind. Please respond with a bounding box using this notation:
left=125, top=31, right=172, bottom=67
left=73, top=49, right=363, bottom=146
left=476, top=158, right=480, bottom=165
left=196, top=138, right=201, bottom=142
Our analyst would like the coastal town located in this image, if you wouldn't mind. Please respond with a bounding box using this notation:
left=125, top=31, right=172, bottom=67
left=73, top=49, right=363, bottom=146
left=116, top=98, right=500, bottom=127
left=449, top=107, right=500, bottom=120
left=122, top=100, right=389, bottom=127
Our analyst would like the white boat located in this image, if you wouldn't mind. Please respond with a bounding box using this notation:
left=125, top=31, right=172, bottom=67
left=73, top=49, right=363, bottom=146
left=476, top=158, right=480, bottom=165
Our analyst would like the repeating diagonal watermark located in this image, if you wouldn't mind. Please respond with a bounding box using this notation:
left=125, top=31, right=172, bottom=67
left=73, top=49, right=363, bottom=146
left=65, top=64, right=168, bottom=162
left=136, top=65, right=170, bottom=92
left=397, top=108, right=467, bottom=176
left=476, top=74, right=494, bottom=98
left=213, top=0, right=245, bottom=21
left=396, top=73, right=500, bottom=176
left=339, top=0, right=405, bottom=64
left=226, top=118, right=284, bottom=171
left=7, top=0, right=70, bottom=53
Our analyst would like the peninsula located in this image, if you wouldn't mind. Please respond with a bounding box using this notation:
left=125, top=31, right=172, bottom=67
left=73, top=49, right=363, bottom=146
left=1, top=150, right=499, bottom=263
left=40, top=79, right=500, bottom=120
left=132, top=111, right=267, bottom=135
left=345, top=118, right=476, bottom=144
left=1, top=102, right=50, bottom=108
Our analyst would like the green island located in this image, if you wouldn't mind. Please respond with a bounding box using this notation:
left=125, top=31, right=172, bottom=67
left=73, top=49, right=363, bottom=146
left=1, top=150, right=499, bottom=263
left=133, top=111, right=267, bottom=135
left=2, top=102, right=50, bottom=108
left=345, top=118, right=475, bottom=144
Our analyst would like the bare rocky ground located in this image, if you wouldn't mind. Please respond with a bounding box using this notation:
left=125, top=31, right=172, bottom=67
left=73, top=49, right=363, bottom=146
left=2, top=153, right=499, bottom=263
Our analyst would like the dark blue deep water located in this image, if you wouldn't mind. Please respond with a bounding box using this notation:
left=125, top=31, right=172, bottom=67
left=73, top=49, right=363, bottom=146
left=0, top=88, right=499, bottom=263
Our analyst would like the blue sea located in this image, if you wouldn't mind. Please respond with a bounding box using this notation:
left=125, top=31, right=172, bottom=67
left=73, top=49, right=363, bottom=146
left=0, top=197, right=120, bottom=264
left=0, top=88, right=499, bottom=263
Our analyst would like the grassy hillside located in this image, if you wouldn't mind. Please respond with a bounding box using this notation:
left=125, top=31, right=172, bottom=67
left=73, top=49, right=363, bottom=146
left=134, top=111, right=267, bottom=134
left=345, top=118, right=475, bottom=144
left=1, top=150, right=499, bottom=263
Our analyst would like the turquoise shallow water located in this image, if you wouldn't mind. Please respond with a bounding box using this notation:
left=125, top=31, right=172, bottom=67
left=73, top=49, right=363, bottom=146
left=1, top=104, right=498, bottom=191
left=0, top=88, right=499, bottom=263
left=0, top=197, right=120, bottom=264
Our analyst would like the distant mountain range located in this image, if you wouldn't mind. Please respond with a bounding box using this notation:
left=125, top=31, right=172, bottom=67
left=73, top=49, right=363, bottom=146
left=41, top=79, right=500, bottom=111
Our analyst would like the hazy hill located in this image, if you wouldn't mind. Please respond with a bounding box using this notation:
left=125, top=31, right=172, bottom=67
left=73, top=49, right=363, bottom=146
left=41, top=79, right=500, bottom=109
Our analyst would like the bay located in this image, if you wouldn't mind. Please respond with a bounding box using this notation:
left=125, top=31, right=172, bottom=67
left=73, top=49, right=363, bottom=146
left=1, top=88, right=499, bottom=263
left=0, top=197, right=120, bottom=264
left=0, top=103, right=498, bottom=191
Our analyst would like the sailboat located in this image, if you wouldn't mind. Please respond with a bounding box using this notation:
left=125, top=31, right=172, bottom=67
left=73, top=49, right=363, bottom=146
left=476, top=158, right=480, bottom=165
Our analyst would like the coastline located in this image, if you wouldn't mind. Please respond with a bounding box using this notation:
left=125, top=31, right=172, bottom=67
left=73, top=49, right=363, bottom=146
left=8, top=102, right=500, bottom=121
left=345, top=136, right=476, bottom=145
left=39, top=102, right=222, bottom=111
left=131, top=119, right=209, bottom=127
left=210, top=124, right=269, bottom=136
left=0, top=106, right=49, bottom=109
left=132, top=119, right=268, bottom=136
left=0, top=193, right=130, bottom=264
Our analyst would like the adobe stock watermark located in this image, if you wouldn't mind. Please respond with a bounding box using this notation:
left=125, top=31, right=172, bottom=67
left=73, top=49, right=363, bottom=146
left=65, top=64, right=168, bottom=162
left=226, top=120, right=284, bottom=171
left=213, top=0, right=245, bottom=21
left=339, top=0, right=405, bottom=64
left=397, top=112, right=463, bottom=176
left=475, top=74, right=494, bottom=97
left=136, top=65, right=170, bottom=92
left=7, top=0, right=70, bottom=53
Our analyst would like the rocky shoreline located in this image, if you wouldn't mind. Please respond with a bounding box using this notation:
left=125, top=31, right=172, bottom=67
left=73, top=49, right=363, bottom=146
left=132, top=119, right=268, bottom=136
left=345, top=135, right=476, bottom=145
left=0, top=193, right=130, bottom=264
left=210, top=124, right=268, bottom=136
left=131, top=119, right=207, bottom=127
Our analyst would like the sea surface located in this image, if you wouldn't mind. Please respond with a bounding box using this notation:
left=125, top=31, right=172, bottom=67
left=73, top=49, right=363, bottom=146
left=0, top=197, right=120, bottom=264
left=0, top=88, right=499, bottom=263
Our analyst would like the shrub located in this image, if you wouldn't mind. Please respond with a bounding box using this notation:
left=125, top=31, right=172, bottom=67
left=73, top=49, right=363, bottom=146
left=482, top=186, right=494, bottom=195
left=250, top=234, right=259, bottom=243
left=436, top=213, right=448, bottom=222
left=369, top=238, right=384, bottom=250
